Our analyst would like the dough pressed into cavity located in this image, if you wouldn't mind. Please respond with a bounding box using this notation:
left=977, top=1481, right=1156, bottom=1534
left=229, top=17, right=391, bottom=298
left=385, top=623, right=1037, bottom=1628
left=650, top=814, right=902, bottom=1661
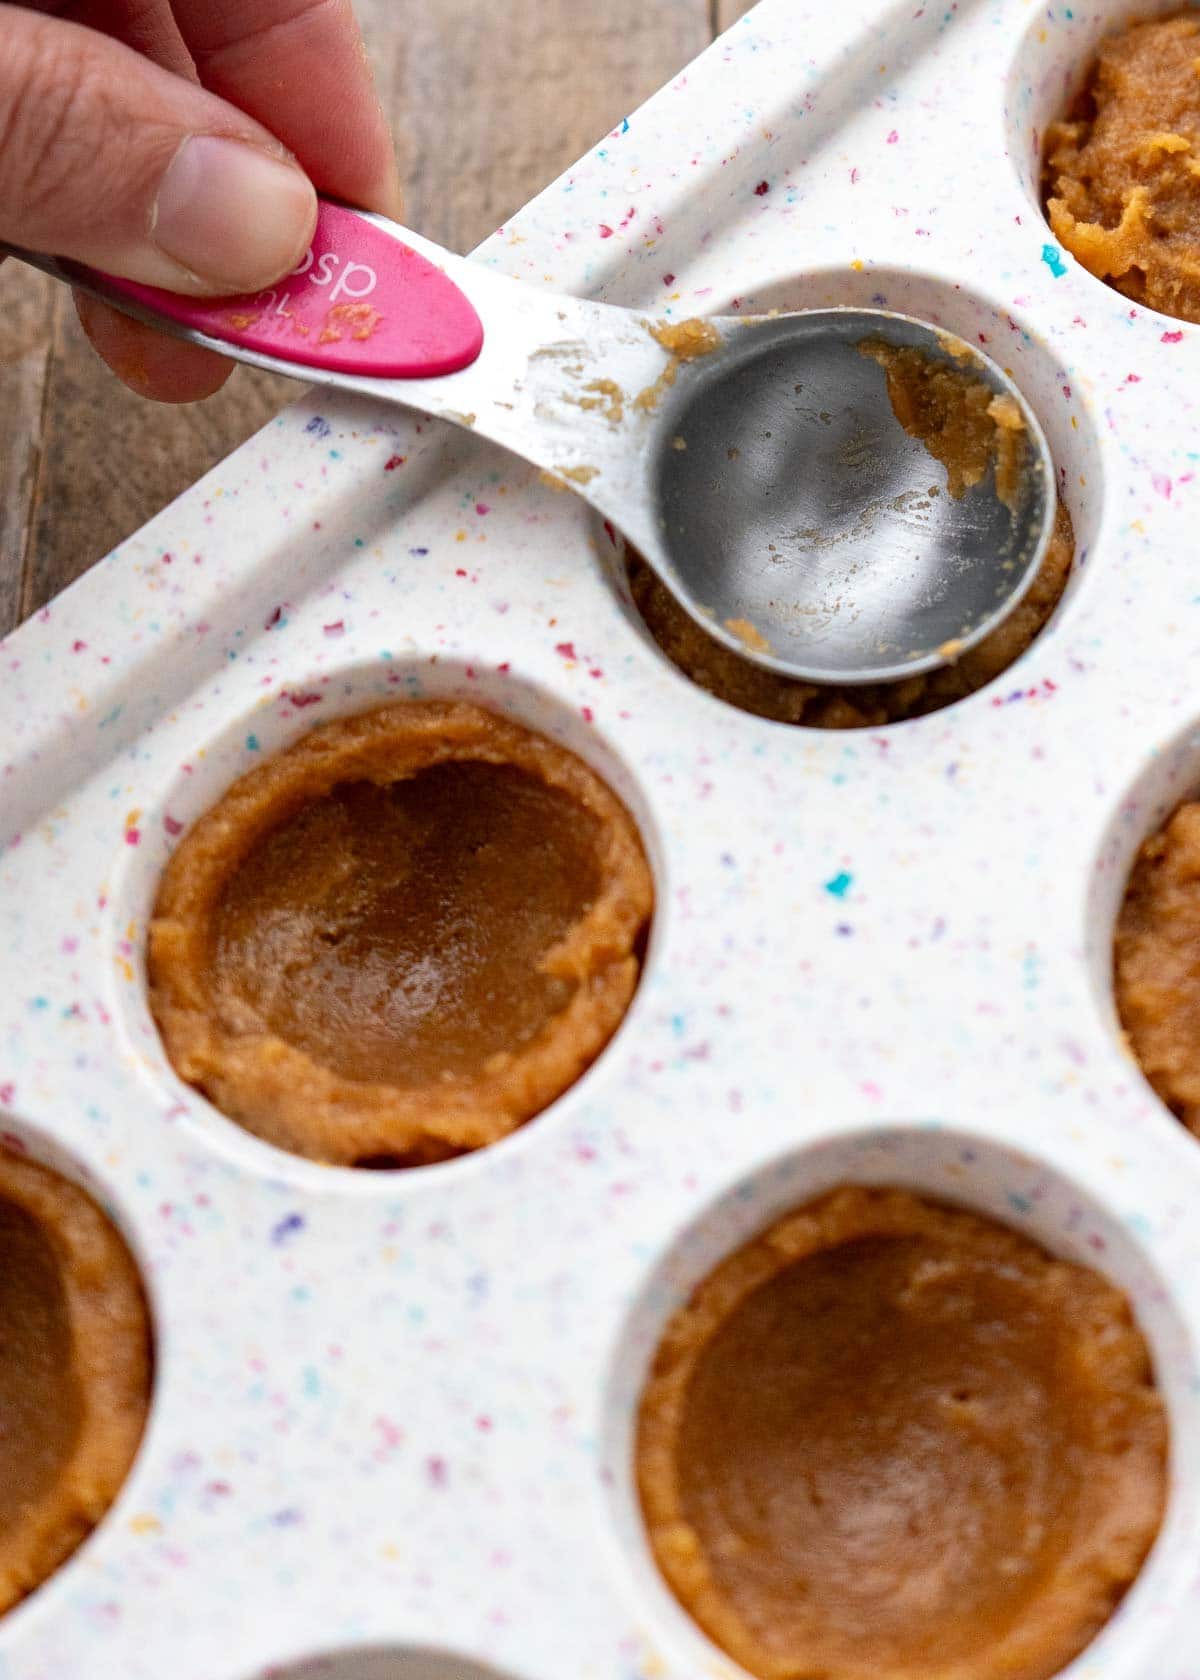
left=628, top=499, right=1074, bottom=728
left=636, top=1185, right=1166, bottom=1680
left=149, top=700, right=654, bottom=1167
left=0, top=1151, right=151, bottom=1615
left=1044, top=12, right=1200, bottom=321
left=1116, top=797, right=1200, bottom=1132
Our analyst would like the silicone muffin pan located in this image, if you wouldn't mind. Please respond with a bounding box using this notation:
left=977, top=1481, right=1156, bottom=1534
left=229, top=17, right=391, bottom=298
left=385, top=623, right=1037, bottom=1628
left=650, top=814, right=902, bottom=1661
left=4, top=2, right=1200, bottom=1676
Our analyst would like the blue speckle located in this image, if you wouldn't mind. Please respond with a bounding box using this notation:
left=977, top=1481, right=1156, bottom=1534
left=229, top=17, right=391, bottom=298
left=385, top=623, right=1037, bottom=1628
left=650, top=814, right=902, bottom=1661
left=621, top=116, right=630, bottom=133
left=304, top=415, right=331, bottom=439
left=271, top=1212, right=305, bottom=1245
left=270, top=1507, right=303, bottom=1528
left=824, top=871, right=853, bottom=899
left=245, top=734, right=260, bottom=752
left=1041, top=244, right=1067, bottom=278
left=410, top=547, right=429, bottom=557
left=1007, top=1192, right=1033, bottom=1215
left=302, top=1366, right=320, bottom=1397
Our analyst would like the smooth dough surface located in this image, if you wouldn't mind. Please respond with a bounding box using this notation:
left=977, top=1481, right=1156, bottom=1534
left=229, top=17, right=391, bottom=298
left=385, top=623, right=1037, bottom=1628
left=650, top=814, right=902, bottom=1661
left=150, top=700, right=653, bottom=1166
left=636, top=1186, right=1166, bottom=1680
left=0, top=1152, right=151, bottom=1615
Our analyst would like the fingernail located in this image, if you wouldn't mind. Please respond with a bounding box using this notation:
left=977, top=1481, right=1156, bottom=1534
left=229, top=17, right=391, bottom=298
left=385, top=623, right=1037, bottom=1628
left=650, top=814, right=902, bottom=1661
left=153, top=135, right=317, bottom=293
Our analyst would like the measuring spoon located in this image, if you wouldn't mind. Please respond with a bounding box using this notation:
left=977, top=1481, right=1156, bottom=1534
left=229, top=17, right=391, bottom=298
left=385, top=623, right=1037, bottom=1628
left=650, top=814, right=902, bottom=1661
left=8, top=200, right=1056, bottom=687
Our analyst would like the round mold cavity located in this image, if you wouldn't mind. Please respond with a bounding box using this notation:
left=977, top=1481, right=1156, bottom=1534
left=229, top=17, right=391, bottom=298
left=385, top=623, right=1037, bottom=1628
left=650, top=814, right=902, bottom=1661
left=613, top=272, right=1103, bottom=729
left=0, top=1111, right=159, bottom=1637
left=107, top=658, right=665, bottom=1189
left=598, top=1120, right=1200, bottom=1680
left=1087, top=712, right=1200, bottom=1136
left=1005, top=1, right=1198, bottom=245
left=254, top=1649, right=523, bottom=1680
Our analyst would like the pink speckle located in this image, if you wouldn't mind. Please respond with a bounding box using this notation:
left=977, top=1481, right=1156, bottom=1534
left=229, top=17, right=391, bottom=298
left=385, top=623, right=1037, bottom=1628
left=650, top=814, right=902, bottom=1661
left=264, top=605, right=283, bottom=629
left=323, top=620, right=345, bottom=636
left=662, top=272, right=676, bottom=286
left=754, top=179, right=770, bottom=196
left=286, top=691, right=323, bottom=708
left=71, top=640, right=87, bottom=653
left=860, top=1080, right=883, bottom=1101
left=125, top=828, right=141, bottom=847
left=1124, top=373, right=1141, bottom=384
left=555, top=641, right=577, bottom=660
left=886, top=129, right=899, bottom=144
left=581, top=705, right=595, bottom=723
left=475, top=502, right=491, bottom=515
left=163, top=815, right=184, bottom=837
left=476, top=1415, right=493, bottom=1432
left=850, top=166, right=860, bottom=184
left=384, top=454, right=406, bottom=471
left=1162, top=329, right=1184, bottom=344
left=374, top=1417, right=403, bottom=1456
left=598, top=223, right=614, bottom=239
left=427, top=1456, right=449, bottom=1488
left=1153, top=473, right=1173, bottom=500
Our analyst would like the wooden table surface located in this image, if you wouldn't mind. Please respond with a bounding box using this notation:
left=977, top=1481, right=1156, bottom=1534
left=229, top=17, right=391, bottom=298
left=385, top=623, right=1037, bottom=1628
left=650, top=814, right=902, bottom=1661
left=0, top=0, right=751, bottom=639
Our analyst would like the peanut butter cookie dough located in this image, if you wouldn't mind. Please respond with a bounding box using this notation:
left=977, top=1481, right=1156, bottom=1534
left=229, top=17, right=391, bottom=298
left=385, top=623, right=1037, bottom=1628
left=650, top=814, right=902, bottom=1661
left=629, top=499, right=1073, bottom=726
left=1045, top=13, right=1200, bottom=321
left=1115, top=797, right=1200, bottom=1131
left=149, top=701, right=654, bottom=1167
left=0, top=1151, right=151, bottom=1615
left=637, top=1186, right=1166, bottom=1680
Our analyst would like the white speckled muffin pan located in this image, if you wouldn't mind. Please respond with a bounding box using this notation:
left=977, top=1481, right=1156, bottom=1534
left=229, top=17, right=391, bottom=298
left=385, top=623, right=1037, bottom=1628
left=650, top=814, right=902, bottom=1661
left=4, top=1, right=1200, bottom=1675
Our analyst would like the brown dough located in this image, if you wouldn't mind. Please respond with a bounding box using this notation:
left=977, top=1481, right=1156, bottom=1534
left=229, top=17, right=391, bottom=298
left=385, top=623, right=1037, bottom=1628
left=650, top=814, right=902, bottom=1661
left=636, top=1186, right=1166, bottom=1680
left=149, top=700, right=653, bottom=1167
left=1044, top=13, right=1200, bottom=321
left=628, top=498, right=1074, bottom=727
left=0, top=1151, right=151, bottom=1615
left=1115, top=797, right=1200, bottom=1131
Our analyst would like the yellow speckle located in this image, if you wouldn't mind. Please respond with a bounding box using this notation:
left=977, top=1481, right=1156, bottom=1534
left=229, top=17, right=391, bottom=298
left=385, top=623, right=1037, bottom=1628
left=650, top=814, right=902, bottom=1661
left=1071, top=414, right=1078, bottom=428
left=117, top=958, right=133, bottom=984
left=1131, top=519, right=1146, bottom=534
left=130, top=1514, right=161, bottom=1536
left=671, top=435, right=687, bottom=450
left=382, top=1542, right=401, bottom=1561
left=455, top=530, right=467, bottom=542
left=124, top=811, right=141, bottom=832
left=850, top=259, right=865, bottom=272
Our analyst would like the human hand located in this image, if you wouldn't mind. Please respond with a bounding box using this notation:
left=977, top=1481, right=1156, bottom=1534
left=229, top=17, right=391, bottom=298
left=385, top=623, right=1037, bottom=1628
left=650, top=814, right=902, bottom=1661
left=0, top=1, right=401, bottom=401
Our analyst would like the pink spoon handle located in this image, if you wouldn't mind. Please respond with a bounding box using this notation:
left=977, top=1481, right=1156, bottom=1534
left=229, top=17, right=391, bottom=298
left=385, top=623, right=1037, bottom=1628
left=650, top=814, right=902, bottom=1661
left=97, top=199, right=484, bottom=379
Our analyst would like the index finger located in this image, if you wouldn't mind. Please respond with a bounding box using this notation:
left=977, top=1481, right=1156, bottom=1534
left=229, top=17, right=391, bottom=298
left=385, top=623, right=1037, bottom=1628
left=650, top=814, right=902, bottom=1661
left=170, top=0, right=401, bottom=217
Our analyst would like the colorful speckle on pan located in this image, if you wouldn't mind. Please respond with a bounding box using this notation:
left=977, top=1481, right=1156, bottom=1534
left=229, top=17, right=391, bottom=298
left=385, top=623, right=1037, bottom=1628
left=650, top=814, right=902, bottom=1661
left=2, top=2, right=1200, bottom=1678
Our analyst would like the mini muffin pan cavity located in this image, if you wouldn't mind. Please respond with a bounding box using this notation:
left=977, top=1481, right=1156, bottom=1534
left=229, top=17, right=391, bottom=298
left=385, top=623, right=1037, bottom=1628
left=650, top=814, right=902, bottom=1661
left=6, top=2, right=1200, bottom=1676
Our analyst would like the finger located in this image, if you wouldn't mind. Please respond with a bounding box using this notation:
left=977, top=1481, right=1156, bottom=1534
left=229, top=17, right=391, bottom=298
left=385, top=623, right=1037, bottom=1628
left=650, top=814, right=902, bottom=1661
left=0, top=4, right=317, bottom=294
left=170, top=0, right=402, bottom=217
left=74, top=291, right=232, bottom=401
left=24, top=0, right=195, bottom=78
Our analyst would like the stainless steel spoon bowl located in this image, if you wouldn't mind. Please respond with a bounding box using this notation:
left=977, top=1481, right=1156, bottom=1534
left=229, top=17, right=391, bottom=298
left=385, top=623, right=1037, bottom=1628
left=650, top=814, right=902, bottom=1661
left=8, top=201, right=1056, bottom=687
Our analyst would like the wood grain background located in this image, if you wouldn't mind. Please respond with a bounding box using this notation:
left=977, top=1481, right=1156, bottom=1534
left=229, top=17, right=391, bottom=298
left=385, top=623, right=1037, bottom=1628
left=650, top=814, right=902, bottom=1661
left=0, top=0, right=752, bottom=637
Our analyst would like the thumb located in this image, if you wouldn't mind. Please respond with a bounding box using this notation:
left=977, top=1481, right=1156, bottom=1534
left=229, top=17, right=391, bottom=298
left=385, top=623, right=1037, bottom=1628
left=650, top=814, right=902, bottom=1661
left=0, top=4, right=317, bottom=295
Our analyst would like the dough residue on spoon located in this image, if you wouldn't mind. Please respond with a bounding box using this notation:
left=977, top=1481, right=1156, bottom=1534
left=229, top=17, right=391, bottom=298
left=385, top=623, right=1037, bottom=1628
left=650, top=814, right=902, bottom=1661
left=635, top=317, right=724, bottom=412
left=858, top=339, right=1027, bottom=512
